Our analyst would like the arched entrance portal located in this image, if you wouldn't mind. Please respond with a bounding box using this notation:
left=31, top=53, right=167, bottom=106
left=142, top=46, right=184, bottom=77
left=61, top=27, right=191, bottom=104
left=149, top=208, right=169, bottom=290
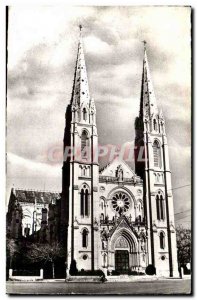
left=110, top=229, right=138, bottom=273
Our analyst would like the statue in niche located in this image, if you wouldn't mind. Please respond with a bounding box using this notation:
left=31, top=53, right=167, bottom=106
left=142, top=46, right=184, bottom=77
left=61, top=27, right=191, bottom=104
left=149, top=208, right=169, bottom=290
left=141, top=239, right=145, bottom=251
left=101, top=228, right=109, bottom=241
left=102, top=240, right=107, bottom=250
left=140, top=231, right=146, bottom=252
left=101, top=228, right=109, bottom=250
left=116, top=165, right=124, bottom=181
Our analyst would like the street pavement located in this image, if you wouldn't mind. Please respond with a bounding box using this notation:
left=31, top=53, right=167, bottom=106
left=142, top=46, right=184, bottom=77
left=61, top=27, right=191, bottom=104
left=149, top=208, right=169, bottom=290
left=6, top=279, right=191, bottom=295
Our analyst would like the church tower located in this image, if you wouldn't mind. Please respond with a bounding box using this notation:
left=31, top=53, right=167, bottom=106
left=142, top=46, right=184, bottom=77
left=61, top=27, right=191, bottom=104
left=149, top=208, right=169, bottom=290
left=134, top=43, right=179, bottom=277
left=61, top=26, right=100, bottom=271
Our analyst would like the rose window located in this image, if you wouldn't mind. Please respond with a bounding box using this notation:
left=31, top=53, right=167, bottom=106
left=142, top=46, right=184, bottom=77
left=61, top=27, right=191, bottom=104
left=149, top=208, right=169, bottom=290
left=111, top=192, right=130, bottom=214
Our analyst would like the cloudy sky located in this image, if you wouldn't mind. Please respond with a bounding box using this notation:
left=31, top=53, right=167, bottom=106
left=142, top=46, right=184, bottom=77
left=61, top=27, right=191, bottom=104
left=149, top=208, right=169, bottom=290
left=7, top=6, right=191, bottom=226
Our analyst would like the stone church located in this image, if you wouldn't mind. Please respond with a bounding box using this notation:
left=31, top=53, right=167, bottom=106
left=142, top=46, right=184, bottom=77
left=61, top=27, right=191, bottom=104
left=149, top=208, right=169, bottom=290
left=7, top=27, right=179, bottom=278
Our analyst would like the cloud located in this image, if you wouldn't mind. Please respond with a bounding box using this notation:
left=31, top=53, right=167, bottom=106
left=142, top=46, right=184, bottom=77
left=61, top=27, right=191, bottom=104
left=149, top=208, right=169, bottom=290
left=7, top=6, right=191, bottom=226
left=85, top=36, right=112, bottom=55
left=7, top=152, right=61, bottom=177
left=7, top=152, right=61, bottom=203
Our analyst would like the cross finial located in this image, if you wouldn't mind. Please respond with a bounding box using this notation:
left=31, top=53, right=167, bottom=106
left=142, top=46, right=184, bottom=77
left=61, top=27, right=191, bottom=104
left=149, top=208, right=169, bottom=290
left=142, top=40, right=147, bottom=50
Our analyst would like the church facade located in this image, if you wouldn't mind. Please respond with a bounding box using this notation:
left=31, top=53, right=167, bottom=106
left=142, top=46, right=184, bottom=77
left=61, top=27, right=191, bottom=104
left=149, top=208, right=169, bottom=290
left=7, top=28, right=179, bottom=278
left=61, top=28, right=179, bottom=277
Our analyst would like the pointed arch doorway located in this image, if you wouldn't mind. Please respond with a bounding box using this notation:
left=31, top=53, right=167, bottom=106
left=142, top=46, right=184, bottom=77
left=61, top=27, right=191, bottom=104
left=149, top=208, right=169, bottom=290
left=110, top=228, right=138, bottom=273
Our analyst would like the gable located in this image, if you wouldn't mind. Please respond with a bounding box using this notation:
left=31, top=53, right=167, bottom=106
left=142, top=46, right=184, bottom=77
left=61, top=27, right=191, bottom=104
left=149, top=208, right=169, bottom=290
left=109, top=215, right=139, bottom=239
left=99, top=158, right=135, bottom=178
left=117, top=218, right=131, bottom=230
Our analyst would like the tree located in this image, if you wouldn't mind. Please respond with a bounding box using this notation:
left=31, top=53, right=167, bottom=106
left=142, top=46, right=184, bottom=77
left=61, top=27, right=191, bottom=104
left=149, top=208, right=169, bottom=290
left=176, top=226, right=191, bottom=268
left=6, top=237, right=20, bottom=269
left=26, top=242, right=65, bottom=279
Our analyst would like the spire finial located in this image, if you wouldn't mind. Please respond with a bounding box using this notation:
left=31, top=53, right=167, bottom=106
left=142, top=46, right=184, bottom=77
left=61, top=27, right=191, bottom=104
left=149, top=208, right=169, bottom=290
left=79, top=24, right=82, bottom=32
left=142, top=40, right=147, bottom=51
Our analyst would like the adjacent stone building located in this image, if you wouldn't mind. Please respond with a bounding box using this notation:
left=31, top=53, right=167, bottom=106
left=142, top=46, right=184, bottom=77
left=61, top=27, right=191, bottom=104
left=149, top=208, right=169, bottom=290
left=7, top=188, right=61, bottom=242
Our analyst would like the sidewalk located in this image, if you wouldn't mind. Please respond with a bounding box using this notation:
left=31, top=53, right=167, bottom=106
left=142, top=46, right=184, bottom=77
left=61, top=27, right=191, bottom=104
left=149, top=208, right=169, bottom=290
left=8, top=274, right=191, bottom=283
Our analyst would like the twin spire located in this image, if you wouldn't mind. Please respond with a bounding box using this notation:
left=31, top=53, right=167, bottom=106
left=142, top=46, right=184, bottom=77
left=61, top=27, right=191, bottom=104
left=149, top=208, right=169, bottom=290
left=71, top=27, right=160, bottom=122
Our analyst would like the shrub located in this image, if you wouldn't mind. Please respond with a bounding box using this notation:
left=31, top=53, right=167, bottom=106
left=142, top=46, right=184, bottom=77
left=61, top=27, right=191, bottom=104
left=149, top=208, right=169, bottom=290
left=69, top=259, right=78, bottom=276
left=145, top=264, right=156, bottom=275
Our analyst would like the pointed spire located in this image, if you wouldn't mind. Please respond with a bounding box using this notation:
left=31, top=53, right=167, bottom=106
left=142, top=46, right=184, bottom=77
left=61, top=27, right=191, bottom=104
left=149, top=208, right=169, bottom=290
left=139, top=42, right=158, bottom=120
left=71, top=25, right=91, bottom=108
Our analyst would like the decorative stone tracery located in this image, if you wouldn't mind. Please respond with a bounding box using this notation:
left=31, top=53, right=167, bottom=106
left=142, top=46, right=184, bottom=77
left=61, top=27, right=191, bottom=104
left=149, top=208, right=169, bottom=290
left=111, top=192, right=131, bottom=215
left=115, top=236, right=129, bottom=249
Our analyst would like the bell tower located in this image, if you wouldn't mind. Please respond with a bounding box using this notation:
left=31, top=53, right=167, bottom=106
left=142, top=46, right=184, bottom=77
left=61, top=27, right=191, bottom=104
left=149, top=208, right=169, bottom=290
left=134, top=42, right=179, bottom=277
left=61, top=26, right=100, bottom=271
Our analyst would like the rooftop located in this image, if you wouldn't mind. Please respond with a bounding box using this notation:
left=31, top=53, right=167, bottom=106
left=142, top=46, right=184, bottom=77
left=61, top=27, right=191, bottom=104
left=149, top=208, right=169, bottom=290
left=11, top=188, right=61, bottom=205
